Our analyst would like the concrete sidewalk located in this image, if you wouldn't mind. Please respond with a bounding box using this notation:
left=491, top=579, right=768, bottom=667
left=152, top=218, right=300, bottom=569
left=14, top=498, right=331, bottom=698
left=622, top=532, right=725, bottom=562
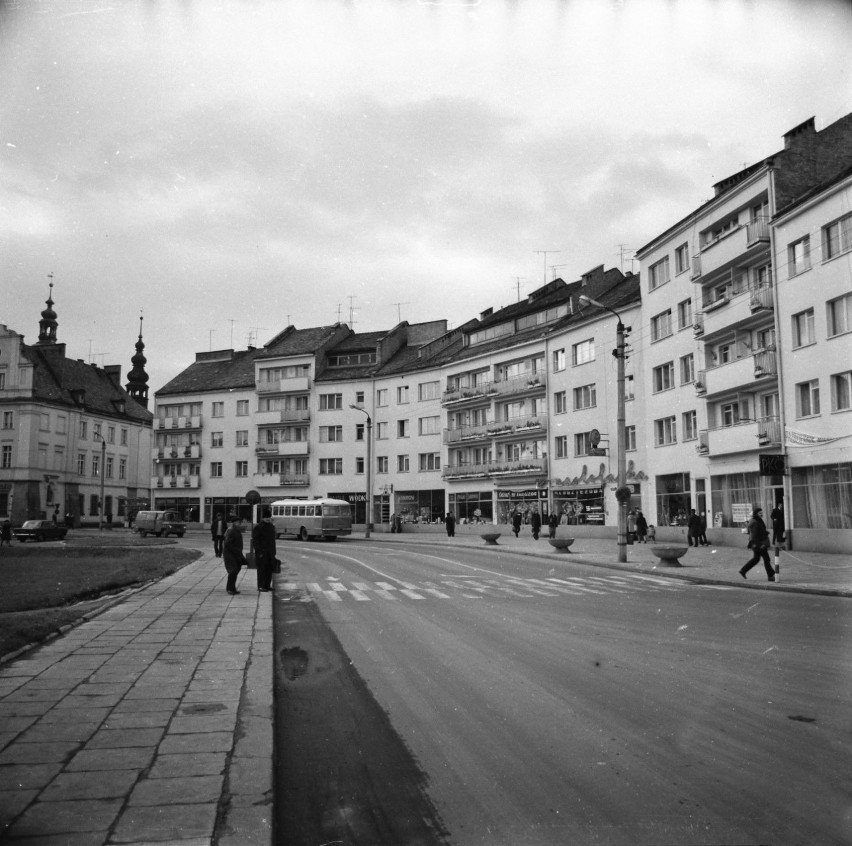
left=0, top=549, right=272, bottom=846
left=0, top=531, right=848, bottom=845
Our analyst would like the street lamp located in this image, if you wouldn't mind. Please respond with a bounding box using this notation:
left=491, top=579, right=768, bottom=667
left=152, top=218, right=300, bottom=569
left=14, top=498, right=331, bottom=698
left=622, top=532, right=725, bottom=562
left=93, top=430, right=106, bottom=532
left=349, top=405, right=372, bottom=538
left=578, top=294, right=629, bottom=563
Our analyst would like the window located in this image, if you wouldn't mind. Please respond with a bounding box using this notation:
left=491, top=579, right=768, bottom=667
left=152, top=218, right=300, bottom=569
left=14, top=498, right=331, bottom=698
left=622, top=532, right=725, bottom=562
left=90, top=495, right=99, bottom=516
left=376, top=456, right=389, bottom=474
left=653, top=362, right=675, bottom=393
left=716, top=343, right=732, bottom=365
left=376, top=422, right=388, bottom=439
left=721, top=402, right=741, bottom=427
left=397, top=420, right=409, bottom=438
left=211, top=432, right=224, bottom=448
left=682, top=410, right=698, bottom=441
left=319, top=458, right=343, bottom=475
left=625, top=373, right=635, bottom=400
left=655, top=416, right=677, bottom=446
left=552, top=348, right=565, bottom=371
left=1, top=445, right=11, bottom=469
left=319, top=393, right=343, bottom=410
left=235, top=461, right=248, bottom=477
left=574, top=432, right=593, bottom=456
left=106, top=426, right=115, bottom=444
left=677, top=299, right=693, bottom=331
left=649, top=256, right=671, bottom=290
left=355, top=423, right=365, bottom=441
left=827, top=294, right=852, bottom=337
left=796, top=380, right=820, bottom=418
left=92, top=454, right=100, bottom=477
left=2, top=411, right=13, bottom=429
left=236, top=430, right=249, bottom=447
left=419, top=381, right=439, bottom=401
left=39, top=413, right=50, bottom=431
left=572, top=339, right=595, bottom=366
left=356, top=457, right=365, bottom=474
left=210, top=462, right=223, bottom=477
left=320, top=425, right=343, bottom=442
left=554, top=391, right=567, bottom=414
left=119, top=457, right=127, bottom=479
left=419, top=452, right=441, bottom=471
left=831, top=371, right=852, bottom=412
left=419, top=416, right=440, bottom=435
left=792, top=309, right=815, bottom=348
left=105, top=456, right=113, bottom=478
left=573, top=384, right=596, bottom=410
left=355, top=391, right=365, bottom=404
left=555, top=435, right=568, bottom=458
left=651, top=309, right=673, bottom=342
left=212, top=401, right=224, bottom=417
left=680, top=353, right=695, bottom=384
left=823, top=213, right=852, bottom=260
left=397, top=455, right=410, bottom=472
left=675, top=243, right=690, bottom=275
left=120, top=428, right=128, bottom=446
left=0, top=373, right=4, bottom=390
left=397, top=386, right=409, bottom=404
left=625, top=425, right=636, bottom=451
left=376, top=389, right=388, bottom=406
left=788, top=236, right=811, bottom=277
left=236, top=400, right=249, bottom=416
left=77, top=453, right=85, bottom=475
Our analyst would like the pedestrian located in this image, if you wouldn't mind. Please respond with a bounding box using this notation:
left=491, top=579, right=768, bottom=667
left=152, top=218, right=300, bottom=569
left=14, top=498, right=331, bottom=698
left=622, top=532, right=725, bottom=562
left=445, top=511, right=455, bottom=538
left=530, top=509, right=541, bottom=540
left=627, top=509, right=637, bottom=543
left=635, top=510, right=647, bottom=543
left=222, top=514, right=246, bottom=595
left=211, top=512, right=227, bottom=558
left=548, top=511, right=558, bottom=539
left=0, top=520, right=11, bottom=547
left=251, top=506, right=277, bottom=593
left=698, top=513, right=709, bottom=546
left=52, top=505, right=60, bottom=524
left=512, top=511, right=522, bottom=538
left=770, top=502, right=785, bottom=546
left=687, top=509, right=701, bottom=547
left=647, top=524, right=656, bottom=542
left=740, top=506, right=775, bottom=581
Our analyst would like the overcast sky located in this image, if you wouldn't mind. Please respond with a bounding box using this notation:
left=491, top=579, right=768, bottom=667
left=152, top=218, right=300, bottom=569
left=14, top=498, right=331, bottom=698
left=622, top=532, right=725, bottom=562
left=2, top=0, right=851, bottom=394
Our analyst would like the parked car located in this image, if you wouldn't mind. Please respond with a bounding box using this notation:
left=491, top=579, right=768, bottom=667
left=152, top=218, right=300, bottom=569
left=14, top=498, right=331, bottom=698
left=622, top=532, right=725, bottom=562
left=13, top=520, right=69, bottom=542
left=134, top=510, right=186, bottom=538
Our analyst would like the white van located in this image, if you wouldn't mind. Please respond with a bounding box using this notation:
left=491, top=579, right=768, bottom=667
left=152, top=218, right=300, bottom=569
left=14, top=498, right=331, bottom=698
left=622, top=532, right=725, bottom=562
left=135, top=510, right=186, bottom=538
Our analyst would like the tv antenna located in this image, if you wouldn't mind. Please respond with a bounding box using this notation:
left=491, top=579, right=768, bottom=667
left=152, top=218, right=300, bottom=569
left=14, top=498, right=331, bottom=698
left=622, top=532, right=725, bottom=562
left=247, top=327, right=267, bottom=348
left=208, top=330, right=215, bottom=351
left=511, top=276, right=527, bottom=302
left=392, top=302, right=410, bottom=322
left=534, top=250, right=560, bottom=284
left=549, top=264, right=568, bottom=280
left=615, top=244, right=635, bottom=273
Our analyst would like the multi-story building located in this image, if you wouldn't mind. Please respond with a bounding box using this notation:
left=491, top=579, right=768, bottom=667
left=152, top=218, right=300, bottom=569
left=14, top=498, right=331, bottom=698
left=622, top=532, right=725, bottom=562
left=636, top=113, right=852, bottom=549
left=0, top=287, right=153, bottom=525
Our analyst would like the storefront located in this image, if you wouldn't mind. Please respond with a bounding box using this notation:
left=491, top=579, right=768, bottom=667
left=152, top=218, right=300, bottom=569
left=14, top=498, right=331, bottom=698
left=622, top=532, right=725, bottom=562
left=791, top=462, right=851, bottom=530
left=496, top=488, right=547, bottom=524
left=392, top=489, right=445, bottom=523
left=449, top=490, right=493, bottom=524
left=203, top=496, right=253, bottom=523
left=655, top=473, right=692, bottom=527
left=327, top=491, right=367, bottom=525
left=154, top=496, right=201, bottom=522
left=551, top=485, right=605, bottom=525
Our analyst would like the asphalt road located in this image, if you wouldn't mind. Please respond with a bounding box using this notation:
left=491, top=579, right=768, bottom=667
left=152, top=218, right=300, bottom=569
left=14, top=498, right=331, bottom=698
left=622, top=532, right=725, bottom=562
left=273, top=540, right=852, bottom=846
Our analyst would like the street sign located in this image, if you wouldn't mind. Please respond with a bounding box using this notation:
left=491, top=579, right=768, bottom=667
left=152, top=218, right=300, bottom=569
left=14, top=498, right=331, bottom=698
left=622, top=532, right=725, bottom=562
left=245, top=490, right=261, bottom=505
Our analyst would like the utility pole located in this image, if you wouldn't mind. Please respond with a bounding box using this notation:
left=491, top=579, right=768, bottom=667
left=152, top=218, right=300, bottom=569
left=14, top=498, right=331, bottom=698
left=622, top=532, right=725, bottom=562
left=534, top=250, right=560, bottom=285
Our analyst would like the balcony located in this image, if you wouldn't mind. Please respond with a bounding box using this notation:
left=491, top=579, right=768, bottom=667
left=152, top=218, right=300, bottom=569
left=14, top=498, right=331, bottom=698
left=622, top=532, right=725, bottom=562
left=442, top=457, right=546, bottom=480
left=749, top=283, right=774, bottom=312
left=690, top=253, right=702, bottom=280
left=693, top=313, right=704, bottom=337
left=151, top=474, right=199, bottom=489
left=255, top=409, right=311, bottom=426
left=756, top=416, right=782, bottom=446
left=702, top=356, right=755, bottom=397
left=254, top=441, right=309, bottom=456
left=256, top=376, right=311, bottom=394
left=251, top=472, right=310, bottom=488
left=152, top=444, right=201, bottom=461
left=155, top=415, right=202, bottom=431
left=696, top=430, right=709, bottom=455
left=752, top=349, right=777, bottom=379
left=489, top=373, right=547, bottom=400
left=705, top=417, right=780, bottom=456
left=697, top=224, right=770, bottom=282
left=746, top=216, right=770, bottom=246
left=442, top=382, right=499, bottom=407
left=444, top=421, right=493, bottom=445
left=177, top=474, right=200, bottom=488
left=444, top=414, right=548, bottom=445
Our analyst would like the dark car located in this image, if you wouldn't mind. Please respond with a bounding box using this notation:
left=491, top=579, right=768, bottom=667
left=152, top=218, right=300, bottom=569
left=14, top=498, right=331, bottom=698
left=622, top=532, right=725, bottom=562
left=12, top=520, right=69, bottom=542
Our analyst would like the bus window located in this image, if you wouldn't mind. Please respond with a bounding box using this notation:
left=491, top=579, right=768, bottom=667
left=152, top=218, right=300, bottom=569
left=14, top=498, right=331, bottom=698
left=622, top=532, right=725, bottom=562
left=315, top=505, right=323, bottom=516
left=298, top=506, right=306, bottom=517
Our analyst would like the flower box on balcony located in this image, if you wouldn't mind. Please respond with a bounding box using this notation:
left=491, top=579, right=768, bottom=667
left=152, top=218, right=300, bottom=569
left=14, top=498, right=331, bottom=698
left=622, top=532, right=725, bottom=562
left=703, top=296, right=729, bottom=313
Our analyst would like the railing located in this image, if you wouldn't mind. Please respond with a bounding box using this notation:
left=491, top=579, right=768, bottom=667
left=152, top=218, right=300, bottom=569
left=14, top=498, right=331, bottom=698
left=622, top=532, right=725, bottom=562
left=442, top=373, right=546, bottom=404
left=691, top=254, right=702, bottom=280
left=749, top=283, right=774, bottom=312
left=693, top=313, right=704, bottom=336
left=746, top=216, right=770, bottom=246
left=252, top=472, right=310, bottom=487
left=442, top=382, right=496, bottom=405
left=255, top=409, right=311, bottom=426
left=695, top=370, right=707, bottom=395
left=442, top=457, right=546, bottom=479
left=753, top=349, right=777, bottom=378
left=155, top=415, right=202, bottom=430
left=757, top=416, right=782, bottom=445
left=444, top=422, right=493, bottom=444
left=256, top=376, right=311, bottom=394
left=696, top=430, right=709, bottom=454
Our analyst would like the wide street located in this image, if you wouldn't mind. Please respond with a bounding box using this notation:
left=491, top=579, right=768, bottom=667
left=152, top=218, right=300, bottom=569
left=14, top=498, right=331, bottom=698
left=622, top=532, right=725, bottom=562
left=274, top=538, right=851, bottom=846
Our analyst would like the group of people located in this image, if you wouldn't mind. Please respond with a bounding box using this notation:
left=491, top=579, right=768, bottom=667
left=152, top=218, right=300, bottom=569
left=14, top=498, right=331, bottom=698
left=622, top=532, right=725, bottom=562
left=211, top=509, right=277, bottom=595
left=686, top=509, right=711, bottom=547
left=626, top=510, right=654, bottom=543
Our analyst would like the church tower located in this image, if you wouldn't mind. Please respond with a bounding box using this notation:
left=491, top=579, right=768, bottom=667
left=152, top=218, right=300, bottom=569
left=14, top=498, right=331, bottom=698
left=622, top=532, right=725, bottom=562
left=125, top=315, right=150, bottom=408
left=37, top=279, right=58, bottom=345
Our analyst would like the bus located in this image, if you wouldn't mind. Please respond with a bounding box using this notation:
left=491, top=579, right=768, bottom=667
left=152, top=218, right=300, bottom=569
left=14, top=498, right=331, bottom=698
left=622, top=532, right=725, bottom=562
left=269, top=498, right=353, bottom=541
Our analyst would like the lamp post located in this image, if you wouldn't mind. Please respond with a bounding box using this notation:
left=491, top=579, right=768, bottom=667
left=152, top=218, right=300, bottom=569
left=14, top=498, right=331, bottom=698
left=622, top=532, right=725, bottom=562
left=578, top=294, right=628, bottom=563
left=93, top=431, right=106, bottom=532
left=349, top=405, right=372, bottom=538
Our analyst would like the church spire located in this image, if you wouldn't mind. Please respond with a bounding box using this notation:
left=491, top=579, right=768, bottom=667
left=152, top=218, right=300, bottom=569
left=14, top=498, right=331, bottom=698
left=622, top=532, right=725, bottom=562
left=125, top=313, right=150, bottom=408
left=37, top=275, right=58, bottom=345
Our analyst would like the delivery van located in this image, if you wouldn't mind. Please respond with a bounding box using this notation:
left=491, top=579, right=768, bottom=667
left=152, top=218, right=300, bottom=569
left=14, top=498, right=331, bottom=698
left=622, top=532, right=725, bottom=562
left=135, top=510, right=186, bottom=538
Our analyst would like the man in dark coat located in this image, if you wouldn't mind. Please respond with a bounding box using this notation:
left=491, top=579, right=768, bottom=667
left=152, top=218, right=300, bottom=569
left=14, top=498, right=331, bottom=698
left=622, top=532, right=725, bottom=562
left=512, top=511, right=522, bottom=538
left=211, top=512, right=227, bottom=558
left=740, top=506, right=774, bottom=581
left=635, top=510, right=648, bottom=542
left=687, top=509, right=702, bottom=546
left=222, top=515, right=246, bottom=595
left=252, top=506, right=277, bottom=592
left=445, top=512, right=455, bottom=537
left=530, top=509, right=542, bottom=540
left=548, top=511, right=559, bottom=538
left=770, top=503, right=785, bottom=546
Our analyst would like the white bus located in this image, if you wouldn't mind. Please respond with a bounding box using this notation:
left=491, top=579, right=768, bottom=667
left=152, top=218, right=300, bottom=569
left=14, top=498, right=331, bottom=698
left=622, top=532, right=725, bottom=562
left=269, top=498, right=353, bottom=541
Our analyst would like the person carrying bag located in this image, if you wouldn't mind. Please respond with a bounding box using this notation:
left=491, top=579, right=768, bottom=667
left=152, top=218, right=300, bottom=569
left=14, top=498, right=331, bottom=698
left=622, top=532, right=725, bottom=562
left=222, top=515, right=247, bottom=595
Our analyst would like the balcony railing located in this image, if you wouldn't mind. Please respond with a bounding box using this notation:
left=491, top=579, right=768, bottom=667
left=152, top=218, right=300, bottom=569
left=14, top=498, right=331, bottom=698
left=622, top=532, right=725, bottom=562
left=442, top=373, right=546, bottom=405
left=444, top=421, right=493, bottom=444
left=693, top=313, right=704, bottom=337
left=251, top=472, right=310, bottom=488
left=442, top=383, right=497, bottom=405
left=442, top=457, right=546, bottom=480
left=254, top=441, right=310, bottom=456
left=152, top=444, right=201, bottom=461
left=256, top=376, right=311, bottom=394
left=746, top=216, right=770, bottom=246
left=691, top=254, right=702, bottom=280
left=753, top=349, right=777, bottom=379
left=155, top=415, right=202, bottom=431
left=696, top=430, right=709, bottom=455
left=444, top=414, right=548, bottom=444
left=695, top=370, right=707, bottom=395
left=749, top=283, right=774, bottom=312
left=757, top=416, right=782, bottom=446
left=255, top=409, right=311, bottom=426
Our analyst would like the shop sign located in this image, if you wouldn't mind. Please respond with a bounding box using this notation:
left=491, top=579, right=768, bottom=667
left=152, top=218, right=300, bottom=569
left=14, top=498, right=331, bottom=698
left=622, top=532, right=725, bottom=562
left=329, top=492, right=366, bottom=503
left=759, top=454, right=786, bottom=476
left=496, top=488, right=543, bottom=501
left=732, top=502, right=751, bottom=523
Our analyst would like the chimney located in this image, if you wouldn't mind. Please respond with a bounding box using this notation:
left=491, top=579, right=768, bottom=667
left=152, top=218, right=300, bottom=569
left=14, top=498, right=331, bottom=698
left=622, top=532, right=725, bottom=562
left=783, top=117, right=816, bottom=149
left=103, top=364, right=122, bottom=386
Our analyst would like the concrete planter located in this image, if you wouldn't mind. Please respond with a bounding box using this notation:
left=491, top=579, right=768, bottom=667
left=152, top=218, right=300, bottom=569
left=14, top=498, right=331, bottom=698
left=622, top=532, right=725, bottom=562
left=548, top=538, right=575, bottom=553
left=650, top=545, right=688, bottom=567
left=480, top=533, right=502, bottom=545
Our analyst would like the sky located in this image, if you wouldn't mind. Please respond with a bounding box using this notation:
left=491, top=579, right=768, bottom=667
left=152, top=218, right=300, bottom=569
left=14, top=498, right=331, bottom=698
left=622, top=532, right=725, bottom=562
left=2, top=0, right=851, bottom=394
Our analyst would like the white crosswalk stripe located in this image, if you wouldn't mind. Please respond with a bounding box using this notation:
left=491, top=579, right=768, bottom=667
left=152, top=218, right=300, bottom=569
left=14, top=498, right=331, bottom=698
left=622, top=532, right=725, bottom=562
left=287, top=573, right=685, bottom=603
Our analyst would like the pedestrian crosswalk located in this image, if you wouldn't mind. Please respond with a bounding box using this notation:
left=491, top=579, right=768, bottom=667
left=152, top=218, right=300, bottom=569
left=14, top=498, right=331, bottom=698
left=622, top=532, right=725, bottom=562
left=278, top=572, right=684, bottom=603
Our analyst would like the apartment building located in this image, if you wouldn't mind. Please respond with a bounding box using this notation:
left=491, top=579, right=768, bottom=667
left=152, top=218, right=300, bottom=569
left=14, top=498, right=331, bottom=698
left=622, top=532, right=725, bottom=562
left=0, top=289, right=153, bottom=525
left=636, top=113, right=852, bottom=549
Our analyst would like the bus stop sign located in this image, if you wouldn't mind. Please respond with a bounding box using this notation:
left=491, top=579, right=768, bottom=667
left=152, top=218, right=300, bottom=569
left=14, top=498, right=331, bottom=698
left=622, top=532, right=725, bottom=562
left=245, top=490, right=261, bottom=505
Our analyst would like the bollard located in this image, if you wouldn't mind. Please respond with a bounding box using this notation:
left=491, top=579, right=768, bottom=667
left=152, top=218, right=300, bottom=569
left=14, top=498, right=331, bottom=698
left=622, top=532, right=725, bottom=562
left=774, top=545, right=781, bottom=581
